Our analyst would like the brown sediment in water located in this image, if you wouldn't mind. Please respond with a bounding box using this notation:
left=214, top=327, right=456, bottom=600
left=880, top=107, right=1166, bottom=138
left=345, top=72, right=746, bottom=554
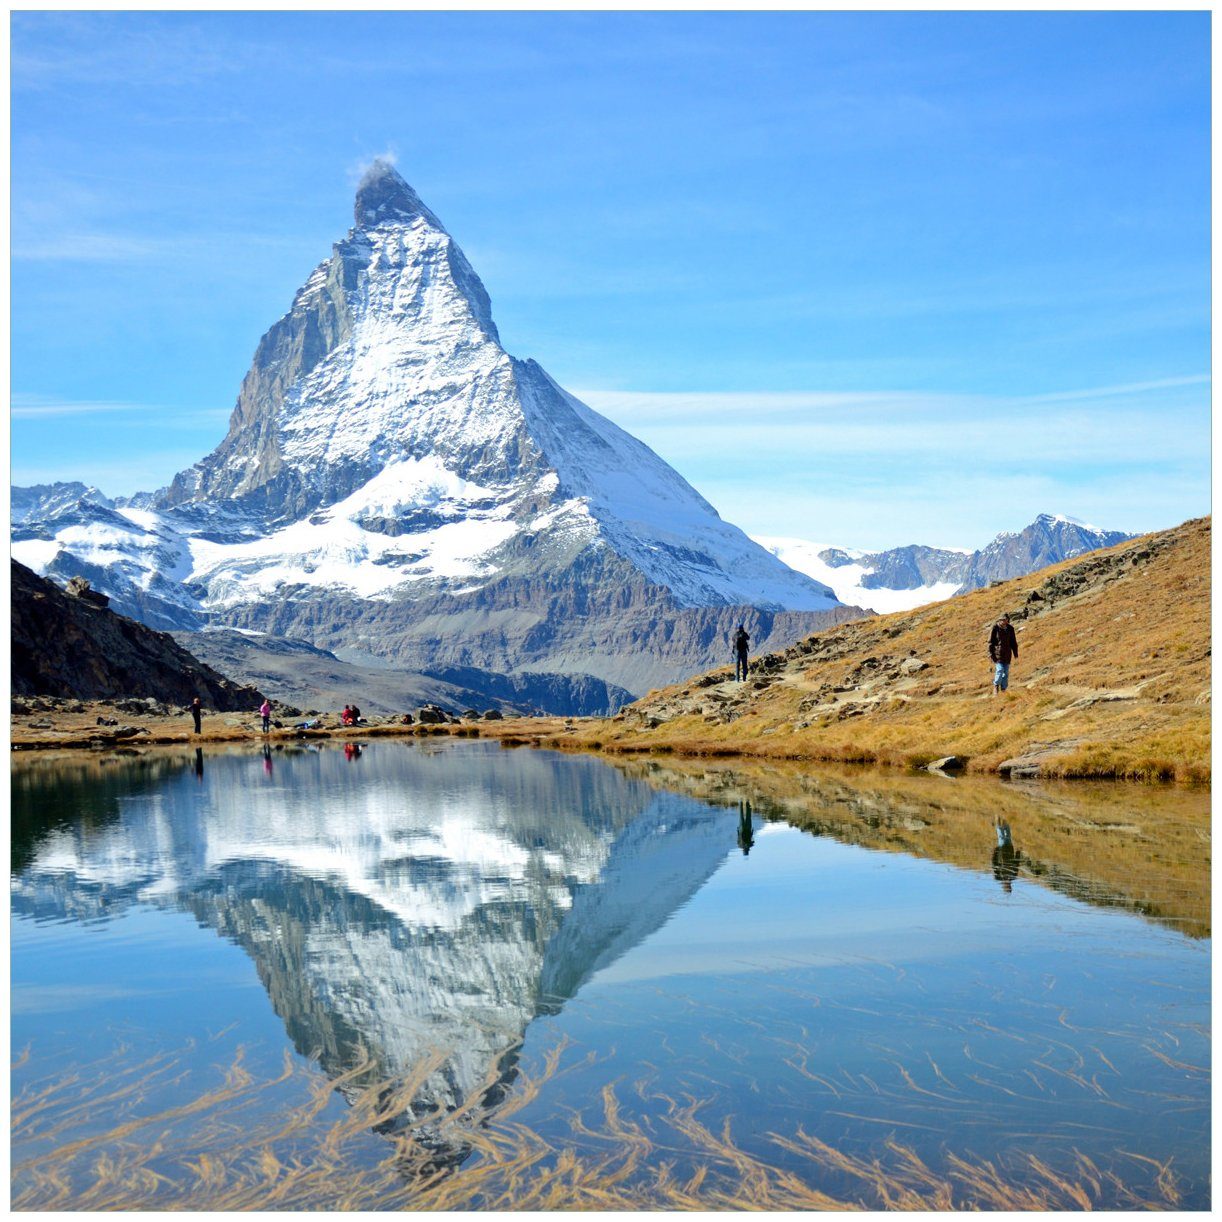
left=10, top=1039, right=1196, bottom=1212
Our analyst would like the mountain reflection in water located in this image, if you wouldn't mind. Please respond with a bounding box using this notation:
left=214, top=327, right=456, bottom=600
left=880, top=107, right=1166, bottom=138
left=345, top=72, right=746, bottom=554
left=10, top=740, right=1209, bottom=1196
left=11, top=742, right=748, bottom=1164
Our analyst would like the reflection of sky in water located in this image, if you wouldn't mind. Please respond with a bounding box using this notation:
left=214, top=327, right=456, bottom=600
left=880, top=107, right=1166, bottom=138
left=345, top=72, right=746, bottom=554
left=593, top=828, right=1198, bottom=980
left=9, top=742, right=1211, bottom=1207
left=519, top=824, right=1208, bottom=1202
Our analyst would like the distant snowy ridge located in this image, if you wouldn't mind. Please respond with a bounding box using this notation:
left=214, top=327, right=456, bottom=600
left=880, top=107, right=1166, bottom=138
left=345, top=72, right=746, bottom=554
left=755, top=513, right=1134, bottom=614
left=11, top=162, right=848, bottom=696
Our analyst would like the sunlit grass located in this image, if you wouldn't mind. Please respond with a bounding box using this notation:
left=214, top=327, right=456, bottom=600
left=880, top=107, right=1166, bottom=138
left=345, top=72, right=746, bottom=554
left=11, top=1039, right=1195, bottom=1211
left=503, top=518, right=1211, bottom=781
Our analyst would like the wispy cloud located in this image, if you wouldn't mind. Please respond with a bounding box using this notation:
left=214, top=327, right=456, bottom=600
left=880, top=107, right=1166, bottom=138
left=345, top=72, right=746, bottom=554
left=11, top=398, right=153, bottom=418
left=573, top=377, right=1210, bottom=548
left=573, top=375, right=1211, bottom=423
left=11, top=397, right=230, bottom=424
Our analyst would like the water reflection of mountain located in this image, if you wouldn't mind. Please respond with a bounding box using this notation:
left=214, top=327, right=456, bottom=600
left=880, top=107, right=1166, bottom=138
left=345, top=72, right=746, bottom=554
left=615, top=757, right=1211, bottom=938
left=11, top=742, right=744, bottom=1162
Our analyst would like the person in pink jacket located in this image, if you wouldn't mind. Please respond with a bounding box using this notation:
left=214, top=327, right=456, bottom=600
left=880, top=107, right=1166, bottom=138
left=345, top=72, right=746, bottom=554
left=260, top=700, right=272, bottom=733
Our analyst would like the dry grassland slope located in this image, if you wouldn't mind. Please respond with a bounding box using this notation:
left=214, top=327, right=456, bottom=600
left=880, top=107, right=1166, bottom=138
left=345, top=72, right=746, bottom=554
left=565, top=516, right=1210, bottom=781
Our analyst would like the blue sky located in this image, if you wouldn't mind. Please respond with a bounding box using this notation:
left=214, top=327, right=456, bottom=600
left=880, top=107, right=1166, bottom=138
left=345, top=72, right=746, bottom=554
left=10, top=11, right=1210, bottom=550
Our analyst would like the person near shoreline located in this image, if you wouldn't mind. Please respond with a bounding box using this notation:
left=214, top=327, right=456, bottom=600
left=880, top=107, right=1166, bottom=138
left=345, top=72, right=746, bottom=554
left=992, top=818, right=1020, bottom=893
left=260, top=699, right=272, bottom=733
left=190, top=696, right=202, bottom=735
left=988, top=612, right=1019, bottom=696
left=737, top=800, right=755, bottom=856
left=733, top=624, right=751, bottom=682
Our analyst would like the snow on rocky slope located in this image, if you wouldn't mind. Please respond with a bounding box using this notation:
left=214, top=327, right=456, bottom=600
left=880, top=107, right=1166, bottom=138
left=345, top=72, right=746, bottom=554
left=13, top=162, right=848, bottom=695
left=756, top=514, right=1132, bottom=614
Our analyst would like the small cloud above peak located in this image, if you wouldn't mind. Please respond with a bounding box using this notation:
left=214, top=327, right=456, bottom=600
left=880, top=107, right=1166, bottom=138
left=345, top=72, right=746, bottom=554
left=351, top=153, right=440, bottom=231
left=355, top=152, right=401, bottom=192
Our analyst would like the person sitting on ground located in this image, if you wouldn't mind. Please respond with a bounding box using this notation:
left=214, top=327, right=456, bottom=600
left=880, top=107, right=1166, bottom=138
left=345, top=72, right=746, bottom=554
left=351, top=703, right=362, bottom=725
left=988, top=612, right=1019, bottom=696
left=341, top=704, right=354, bottom=726
left=733, top=624, right=751, bottom=682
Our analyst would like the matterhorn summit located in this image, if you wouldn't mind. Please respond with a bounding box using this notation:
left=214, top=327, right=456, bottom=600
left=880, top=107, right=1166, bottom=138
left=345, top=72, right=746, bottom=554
left=13, top=163, right=853, bottom=696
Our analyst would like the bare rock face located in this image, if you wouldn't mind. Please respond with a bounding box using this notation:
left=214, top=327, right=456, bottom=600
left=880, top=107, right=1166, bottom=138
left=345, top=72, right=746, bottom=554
left=11, top=560, right=263, bottom=709
left=65, top=575, right=109, bottom=607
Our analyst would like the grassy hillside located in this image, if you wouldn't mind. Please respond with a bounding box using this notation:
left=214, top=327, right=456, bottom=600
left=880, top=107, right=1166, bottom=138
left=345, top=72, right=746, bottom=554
left=539, top=517, right=1210, bottom=781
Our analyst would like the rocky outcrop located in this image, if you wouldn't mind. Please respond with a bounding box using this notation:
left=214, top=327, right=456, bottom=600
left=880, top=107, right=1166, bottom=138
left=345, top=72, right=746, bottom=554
left=11, top=560, right=263, bottom=709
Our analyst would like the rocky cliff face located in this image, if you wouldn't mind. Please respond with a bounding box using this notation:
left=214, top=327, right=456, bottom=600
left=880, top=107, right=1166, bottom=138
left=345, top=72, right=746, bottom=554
left=12, top=162, right=852, bottom=697
left=11, top=560, right=263, bottom=708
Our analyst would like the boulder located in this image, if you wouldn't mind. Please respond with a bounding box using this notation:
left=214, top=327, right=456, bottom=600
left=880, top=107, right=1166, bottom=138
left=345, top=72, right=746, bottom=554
left=66, top=575, right=110, bottom=607
left=927, top=756, right=966, bottom=773
left=482, top=709, right=503, bottom=721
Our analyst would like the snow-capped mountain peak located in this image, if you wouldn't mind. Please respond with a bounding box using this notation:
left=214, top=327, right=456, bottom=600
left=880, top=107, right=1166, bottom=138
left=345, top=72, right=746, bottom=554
left=354, top=158, right=443, bottom=229
left=12, top=165, right=849, bottom=694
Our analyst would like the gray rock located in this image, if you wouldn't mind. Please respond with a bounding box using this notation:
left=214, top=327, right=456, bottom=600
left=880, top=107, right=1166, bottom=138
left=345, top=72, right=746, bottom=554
left=927, top=756, right=966, bottom=773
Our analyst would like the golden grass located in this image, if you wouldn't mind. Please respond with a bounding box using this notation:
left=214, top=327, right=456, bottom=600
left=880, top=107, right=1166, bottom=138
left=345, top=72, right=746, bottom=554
left=492, top=518, right=1211, bottom=781
left=11, top=1039, right=1193, bottom=1212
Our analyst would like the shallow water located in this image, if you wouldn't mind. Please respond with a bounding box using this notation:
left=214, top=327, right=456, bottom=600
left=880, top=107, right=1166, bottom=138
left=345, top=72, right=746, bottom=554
left=10, top=740, right=1211, bottom=1208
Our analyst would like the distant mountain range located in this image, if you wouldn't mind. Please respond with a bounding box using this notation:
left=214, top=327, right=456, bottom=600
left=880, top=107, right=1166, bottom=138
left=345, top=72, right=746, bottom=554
left=756, top=514, right=1132, bottom=614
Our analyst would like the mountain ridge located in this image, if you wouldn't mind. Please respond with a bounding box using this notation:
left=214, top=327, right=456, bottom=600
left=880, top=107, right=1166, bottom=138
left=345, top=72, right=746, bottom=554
left=757, top=513, right=1134, bottom=614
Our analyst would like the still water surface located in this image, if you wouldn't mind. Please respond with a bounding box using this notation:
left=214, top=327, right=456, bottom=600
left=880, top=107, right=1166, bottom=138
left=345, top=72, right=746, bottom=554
left=10, top=740, right=1210, bottom=1208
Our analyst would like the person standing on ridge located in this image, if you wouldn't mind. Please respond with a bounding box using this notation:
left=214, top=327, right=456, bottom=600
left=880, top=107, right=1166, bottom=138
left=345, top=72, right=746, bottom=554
left=190, top=696, right=203, bottom=735
left=988, top=612, right=1019, bottom=696
left=260, top=699, right=272, bottom=733
left=733, top=623, right=751, bottom=682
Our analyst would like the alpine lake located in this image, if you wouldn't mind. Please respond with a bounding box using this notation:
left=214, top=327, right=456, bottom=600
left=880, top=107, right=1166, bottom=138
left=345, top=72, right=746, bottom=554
left=10, top=738, right=1210, bottom=1210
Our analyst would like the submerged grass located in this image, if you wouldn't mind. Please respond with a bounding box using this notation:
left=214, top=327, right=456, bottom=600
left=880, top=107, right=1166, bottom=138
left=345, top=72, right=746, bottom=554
left=11, top=1040, right=1192, bottom=1211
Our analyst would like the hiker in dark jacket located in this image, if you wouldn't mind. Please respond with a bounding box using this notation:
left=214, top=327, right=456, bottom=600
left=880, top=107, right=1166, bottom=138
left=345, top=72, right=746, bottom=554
left=190, top=696, right=203, bottom=735
left=733, top=624, right=750, bottom=682
left=988, top=613, right=1019, bottom=696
